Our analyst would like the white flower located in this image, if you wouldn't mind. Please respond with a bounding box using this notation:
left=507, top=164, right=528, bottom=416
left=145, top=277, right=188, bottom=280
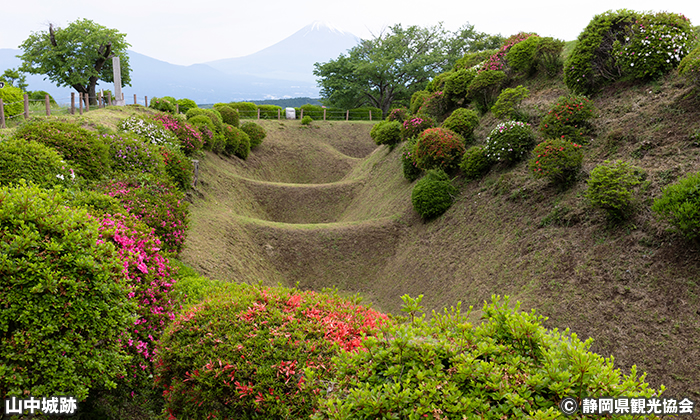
left=631, top=63, right=635, bottom=67
left=56, top=174, right=65, bottom=180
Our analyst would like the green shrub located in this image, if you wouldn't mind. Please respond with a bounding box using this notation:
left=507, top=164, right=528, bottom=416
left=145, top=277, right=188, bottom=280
left=299, top=104, right=325, bottom=120
left=411, top=169, right=458, bottom=219
left=186, top=108, right=223, bottom=132
left=0, top=138, right=75, bottom=188
left=240, top=121, right=266, bottom=148
left=417, top=91, right=450, bottom=121
left=314, top=295, right=664, bottom=419
left=210, top=133, right=226, bottom=154
left=480, top=32, right=538, bottom=73
left=187, top=115, right=216, bottom=151
left=454, top=49, right=498, bottom=70
left=301, top=115, right=313, bottom=125
left=176, top=98, right=197, bottom=114
left=539, top=95, right=598, bottom=143
left=466, top=70, right=507, bottom=114
left=154, top=284, right=390, bottom=419
left=222, top=124, right=251, bottom=159
left=119, top=115, right=180, bottom=148
left=401, top=115, right=435, bottom=141
left=349, top=107, right=382, bottom=120
left=103, top=176, right=190, bottom=253
left=12, top=120, right=110, bottom=181
left=102, top=132, right=165, bottom=176
left=652, top=171, right=700, bottom=241
left=586, top=160, right=644, bottom=221
left=426, top=71, right=452, bottom=92
left=0, top=182, right=134, bottom=401
left=258, top=104, right=283, bottom=119
left=444, top=68, right=477, bottom=105
left=64, top=189, right=123, bottom=217
left=492, top=85, right=530, bottom=121
left=564, top=10, right=693, bottom=94
left=27, top=90, right=57, bottom=105
left=213, top=103, right=240, bottom=127
left=149, top=96, right=177, bottom=113
left=414, top=128, right=466, bottom=173
left=529, top=138, right=584, bottom=186
left=410, top=90, right=432, bottom=114
left=401, top=138, right=422, bottom=182
left=506, top=35, right=541, bottom=75
left=484, top=120, right=536, bottom=165
left=441, top=108, right=480, bottom=142
left=678, top=44, right=700, bottom=85
left=386, top=107, right=408, bottom=122
left=534, top=37, right=565, bottom=77
left=460, top=145, right=492, bottom=180
left=0, top=84, right=24, bottom=119
left=370, top=120, right=402, bottom=146
left=160, top=146, right=193, bottom=191
left=228, top=102, right=258, bottom=119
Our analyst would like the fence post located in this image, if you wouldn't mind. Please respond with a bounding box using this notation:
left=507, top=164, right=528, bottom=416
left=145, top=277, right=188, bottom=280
left=346, top=110, right=349, bottom=121
left=45, top=95, right=51, bottom=117
left=23, top=94, right=28, bottom=120
left=176, top=104, right=179, bottom=114
left=85, top=93, right=90, bottom=112
left=134, top=94, right=137, bottom=105
left=369, top=110, right=372, bottom=121
left=71, top=92, right=75, bottom=115
left=107, top=92, right=112, bottom=106
left=277, top=108, right=280, bottom=120
left=323, top=108, right=327, bottom=121
left=300, top=108, right=304, bottom=119
left=0, top=99, right=5, bottom=129
left=257, top=108, right=260, bottom=120
left=145, top=96, right=148, bottom=107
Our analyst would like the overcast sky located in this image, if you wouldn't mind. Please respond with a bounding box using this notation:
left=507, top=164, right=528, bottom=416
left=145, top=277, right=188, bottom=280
left=2, top=0, right=698, bottom=66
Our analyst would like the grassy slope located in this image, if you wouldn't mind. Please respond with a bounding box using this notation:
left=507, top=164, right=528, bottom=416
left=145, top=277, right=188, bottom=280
left=179, top=77, right=699, bottom=399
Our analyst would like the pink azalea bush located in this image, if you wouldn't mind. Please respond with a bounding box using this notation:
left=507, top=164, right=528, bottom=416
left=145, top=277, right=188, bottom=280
left=480, top=32, right=538, bottom=73
left=152, top=113, right=205, bottom=156
left=401, top=116, right=435, bottom=141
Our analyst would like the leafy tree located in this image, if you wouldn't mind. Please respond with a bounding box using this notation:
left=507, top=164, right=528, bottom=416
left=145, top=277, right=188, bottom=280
left=0, top=68, right=28, bottom=91
left=18, top=18, right=131, bottom=105
left=314, top=23, right=500, bottom=117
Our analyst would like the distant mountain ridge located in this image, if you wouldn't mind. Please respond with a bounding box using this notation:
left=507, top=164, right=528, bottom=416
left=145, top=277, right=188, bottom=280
left=0, top=21, right=359, bottom=104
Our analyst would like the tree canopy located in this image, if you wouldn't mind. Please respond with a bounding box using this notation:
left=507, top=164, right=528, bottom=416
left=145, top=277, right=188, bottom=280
left=17, top=18, right=131, bottom=105
left=0, top=68, right=28, bottom=91
left=313, top=23, right=502, bottom=117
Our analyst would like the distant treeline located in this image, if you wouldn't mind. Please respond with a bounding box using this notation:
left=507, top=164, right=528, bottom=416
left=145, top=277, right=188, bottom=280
left=199, top=97, right=322, bottom=109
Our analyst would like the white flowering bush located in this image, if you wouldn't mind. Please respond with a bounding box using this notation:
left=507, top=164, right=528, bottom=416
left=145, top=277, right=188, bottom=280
left=118, top=116, right=179, bottom=148
left=484, top=120, right=536, bottom=165
left=614, top=12, right=693, bottom=80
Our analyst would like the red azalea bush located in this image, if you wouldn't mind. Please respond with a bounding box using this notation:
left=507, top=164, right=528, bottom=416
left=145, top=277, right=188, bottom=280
left=539, top=95, right=598, bottom=144
left=97, top=213, right=179, bottom=406
left=418, top=91, right=450, bottom=121
left=103, top=177, right=189, bottom=254
left=159, top=147, right=193, bottom=191
left=414, top=127, right=466, bottom=173
left=386, top=107, right=409, bottom=122
left=154, top=285, right=391, bottom=419
left=401, top=116, right=435, bottom=141
left=152, top=113, right=204, bottom=156
left=529, top=138, right=584, bottom=186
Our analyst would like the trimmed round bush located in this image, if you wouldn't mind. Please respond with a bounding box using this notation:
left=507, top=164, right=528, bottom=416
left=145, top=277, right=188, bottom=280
left=176, top=98, right=197, bottom=114
left=259, top=104, right=283, bottom=119
left=539, top=95, right=597, bottom=144
left=480, top=32, right=538, bottom=73
left=0, top=182, right=134, bottom=401
left=160, top=146, right=194, bottom=191
left=152, top=113, right=204, bottom=156
left=460, top=145, right=492, bottom=180
left=491, top=85, right=530, bottom=121
left=411, top=169, right=458, bottom=219
left=401, top=138, right=422, bottom=182
left=652, top=172, right=700, bottom=242
left=454, top=49, right=498, bottom=70
left=401, top=116, right=435, bottom=141
left=240, top=121, right=266, bottom=148
left=214, top=103, right=240, bottom=127
left=426, top=71, right=452, bottom=92
left=410, top=90, right=431, bottom=114
left=505, top=35, right=541, bottom=75
left=301, top=115, right=313, bottom=125
left=441, top=108, right=480, bottom=142
left=529, top=138, right=583, bottom=186
left=27, top=90, right=57, bottom=105
left=186, top=108, right=223, bottom=132
left=222, top=124, right=251, bottom=159
left=466, top=70, right=507, bottom=114
left=586, top=160, right=644, bottom=221
left=0, top=138, right=75, bottom=188
left=154, top=284, right=390, bottom=419
left=103, top=176, right=190, bottom=253
left=12, top=120, right=110, bottom=181
left=314, top=295, right=664, bottom=419
left=417, top=91, right=449, bottom=121
left=414, top=127, right=466, bottom=173
left=444, top=68, right=477, bottom=104
left=149, top=97, right=177, bottom=113
left=0, top=84, right=24, bottom=119
left=101, top=132, right=165, bottom=176
left=678, top=44, right=700, bottom=85
left=386, top=107, right=408, bottom=122
left=370, top=120, right=402, bottom=146
left=484, top=120, right=536, bottom=165
left=187, top=115, right=215, bottom=151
